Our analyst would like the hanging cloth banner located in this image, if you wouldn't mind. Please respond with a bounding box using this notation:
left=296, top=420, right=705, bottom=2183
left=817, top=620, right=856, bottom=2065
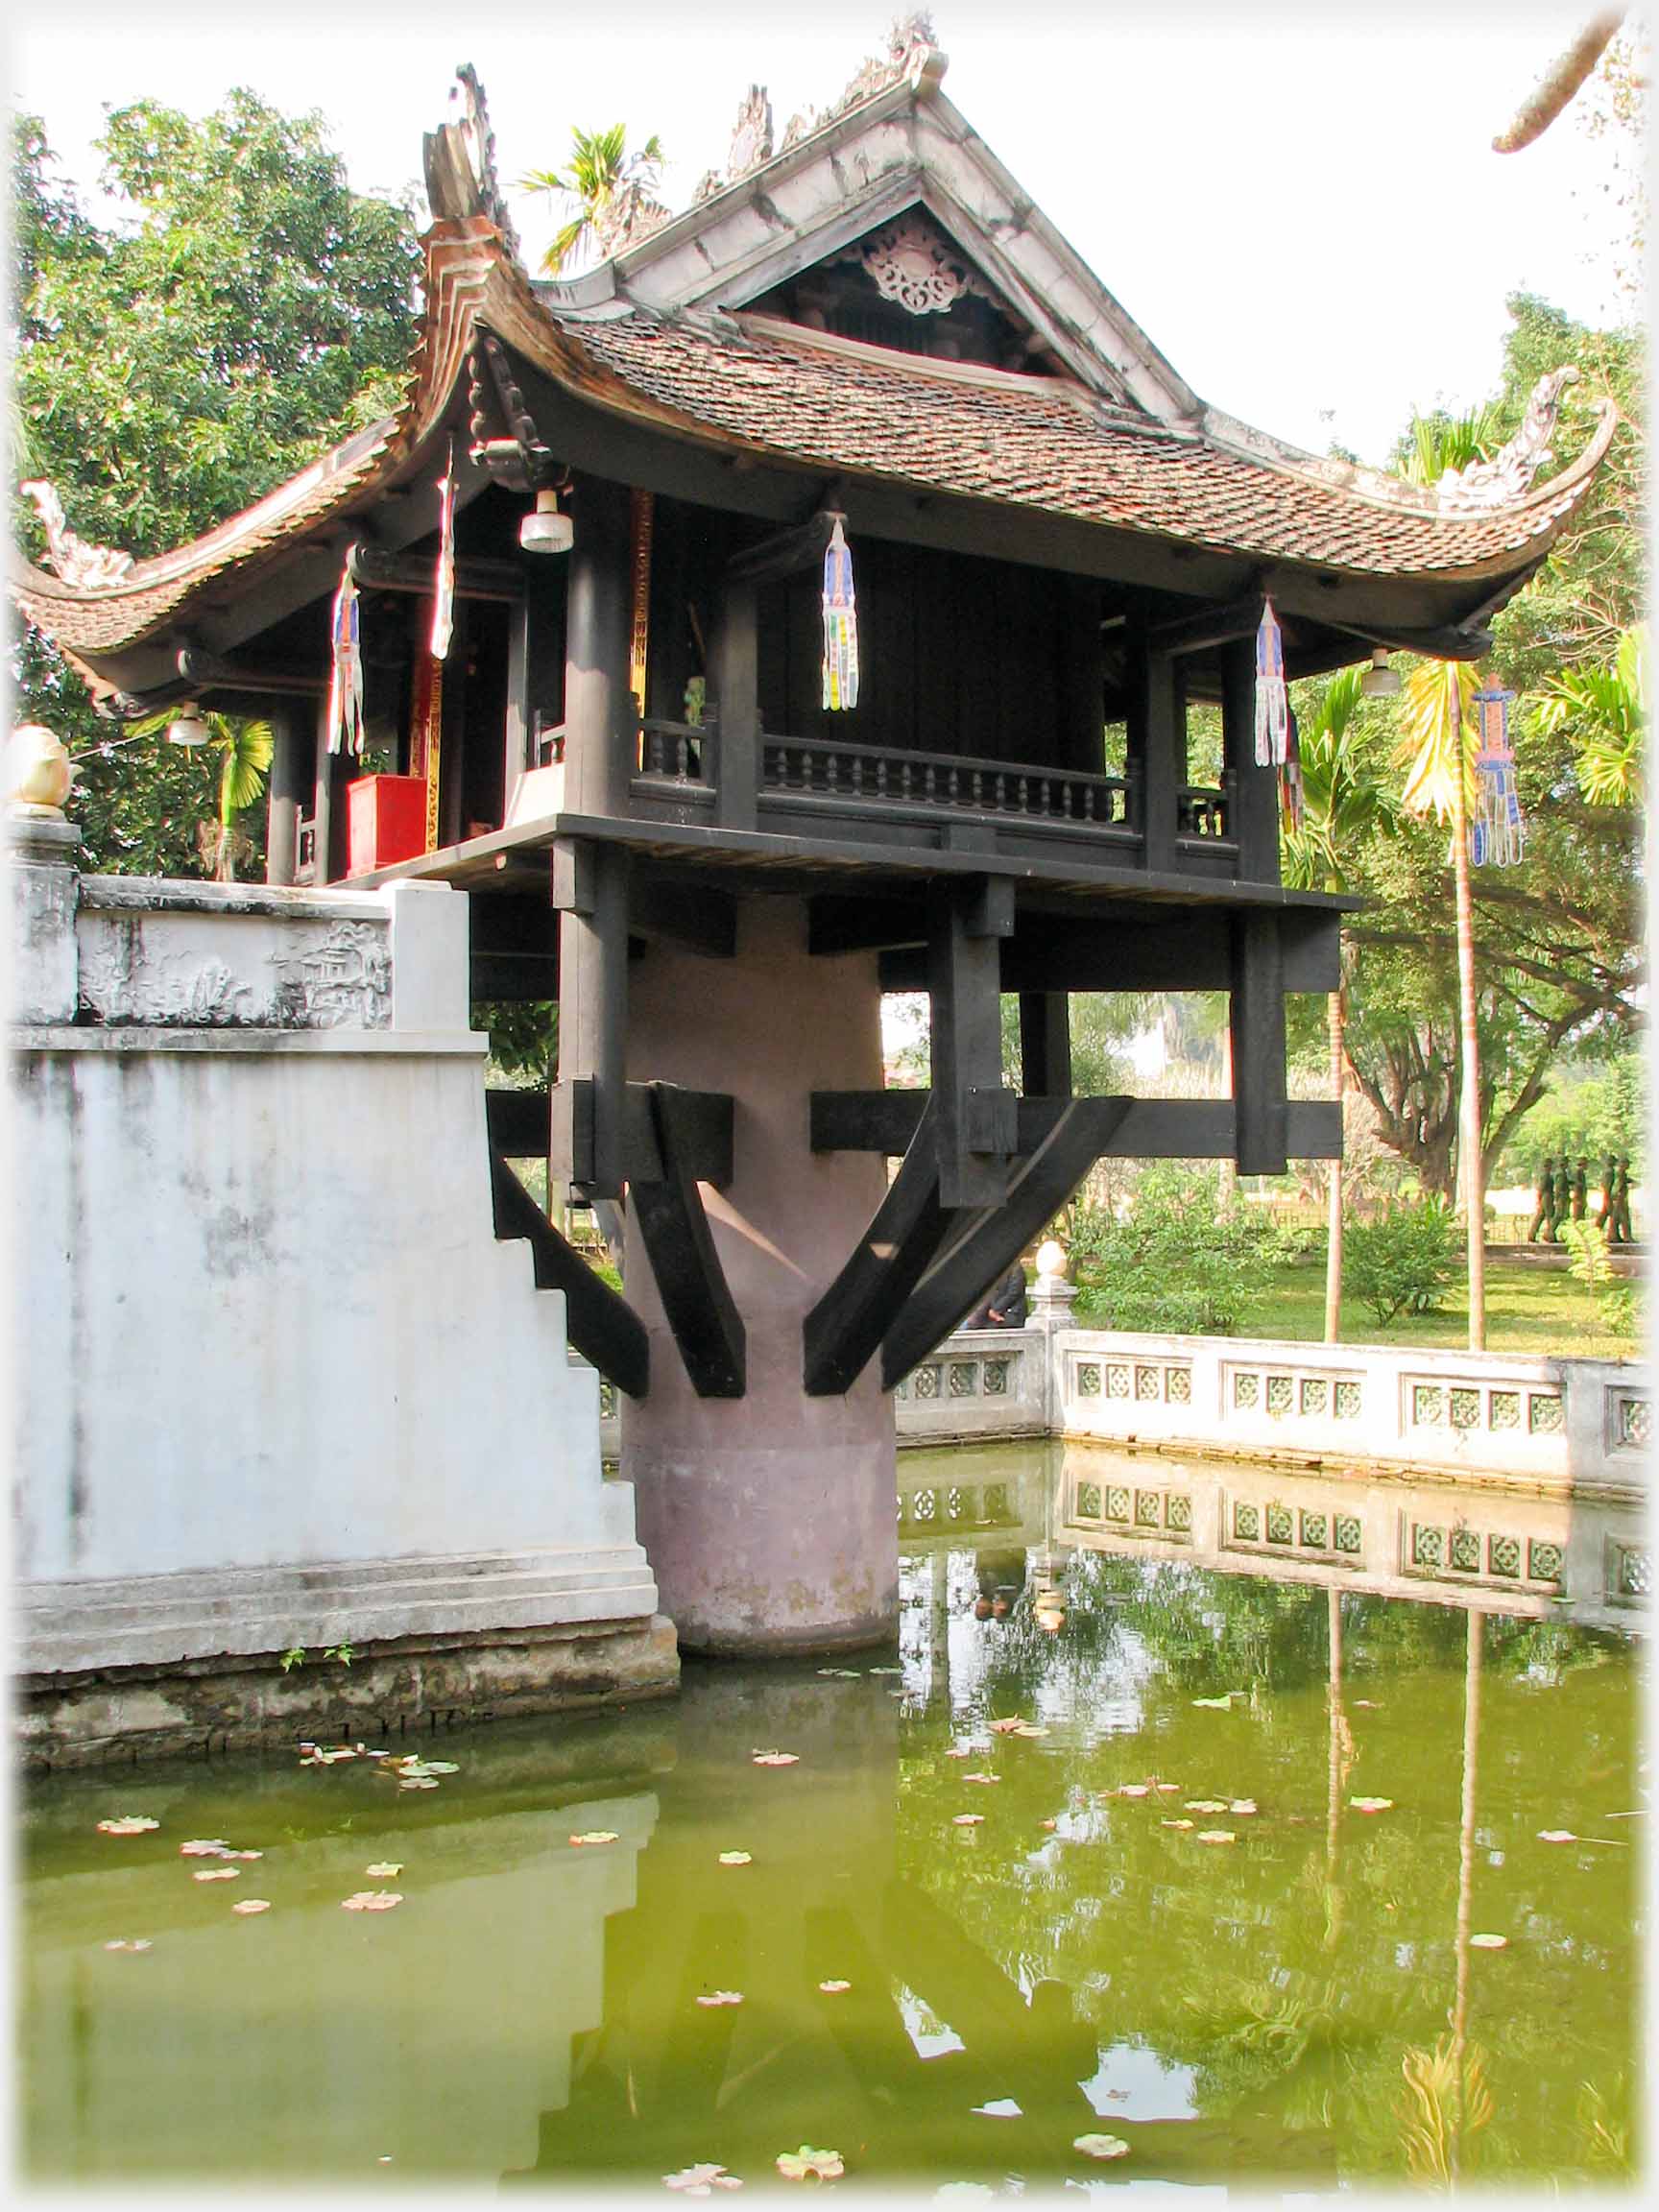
left=325, top=568, right=364, bottom=757
left=1253, top=597, right=1289, bottom=765
left=1469, top=685, right=1525, bottom=867
left=821, top=517, right=859, bottom=712
left=430, top=439, right=457, bottom=662
left=409, top=598, right=444, bottom=853
left=1279, top=702, right=1305, bottom=834
left=629, top=488, right=655, bottom=725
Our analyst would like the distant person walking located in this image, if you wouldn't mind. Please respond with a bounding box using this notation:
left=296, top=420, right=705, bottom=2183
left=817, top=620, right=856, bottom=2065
left=1570, top=1157, right=1589, bottom=1222
left=1551, top=1158, right=1574, bottom=1238
left=1528, top=1157, right=1556, bottom=1242
left=1597, top=1154, right=1618, bottom=1234
left=1610, top=1157, right=1633, bottom=1244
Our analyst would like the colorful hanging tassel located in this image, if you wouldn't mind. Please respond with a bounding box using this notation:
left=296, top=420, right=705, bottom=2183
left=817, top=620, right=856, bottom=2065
left=325, top=567, right=363, bottom=757
left=1469, top=686, right=1525, bottom=866
left=821, top=516, right=859, bottom=712
left=430, top=439, right=457, bottom=662
left=1279, top=702, right=1306, bottom=833
left=1254, top=597, right=1289, bottom=766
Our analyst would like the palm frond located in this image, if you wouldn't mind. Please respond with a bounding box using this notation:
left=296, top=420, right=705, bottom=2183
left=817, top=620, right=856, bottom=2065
left=1399, top=659, right=1479, bottom=823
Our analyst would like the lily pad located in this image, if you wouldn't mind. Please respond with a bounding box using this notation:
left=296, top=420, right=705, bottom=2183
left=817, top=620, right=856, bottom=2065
left=1230, top=1800, right=1259, bottom=1815
left=776, top=2146, right=844, bottom=2181
left=752, top=1752, right=800, bottom=1767
left=1118, top=1784, right=1150, bottom=1798
left=96, top=1816, right=159, bottom=1836
left=340, top=1890, right=402, bottom=1912
left=366, top=1862, right=403, bottom=1879
left=988, top=1719, right=1027, bottom=1734
left=816, top=1668, right=861, bottom=1678
left=1154, top=1782, right=1181, bottom=1793
left=717, top=1851, right=753, bottom=1866
left=1161, top=1817, right=1195, bottom=1830
left=695, top=1990, right=744, bottom=2007
left=1191, top=1695, right=1237, bottom=1710
left=180, top=1839, right=231, bottom=1857
left=569, top=1832, right=620, bottom=1846
left=818, top=1979, right=852, bottom=1993
left=1470, top=1933, right=1508, bottom=1948
left=1351, top=1796, right=1394, bottom=1814
left=1186, top=1799, right=1230, bottom=1814
left=663, top=2165, right=743, bottom=2195
left=192, top=1867, right=240, bottom=1882
left=1197, top=1830, right=1237, bottom=1844
left=951, top=1814, right=984, bottom=1827
left=868, top=1667, right=903, bottom=1676
left=231, top=1900, right=272, bottom=1915
left=103, top=1939, right=153, bottom=1952
left=963, top=1772, right=999, bottom=1785
left=1073, top=2133, right=1130, bottom=2159
left=1010, top=1722, right=1049, bottom=1739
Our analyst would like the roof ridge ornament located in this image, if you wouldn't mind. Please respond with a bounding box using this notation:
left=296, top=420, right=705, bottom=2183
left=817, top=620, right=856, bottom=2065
left=423, top=64, right=523, bottom=263
left=1433, top=366, right=1581, bottom=513
left=20, top=481, right=134, bottom=590
left=846, top=214, right=985, bottom=317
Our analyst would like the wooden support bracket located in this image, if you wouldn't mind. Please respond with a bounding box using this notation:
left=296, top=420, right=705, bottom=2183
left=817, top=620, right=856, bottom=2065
left=629, top=1083, right=747, bottom=1399
left=488, top=1144, right=649, bottom=1399
left=803, top=1097, right=953, bottom=1397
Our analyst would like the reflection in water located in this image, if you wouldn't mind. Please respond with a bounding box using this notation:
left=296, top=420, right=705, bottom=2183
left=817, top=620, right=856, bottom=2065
left=18, top=1441, right=1644, bottom=2190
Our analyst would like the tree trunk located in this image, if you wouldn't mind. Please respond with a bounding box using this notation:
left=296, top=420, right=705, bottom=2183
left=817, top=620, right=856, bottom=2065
left=1451, top=758, right=1486, bottom=1350
left=1324, top=985, right=1344, bottom=1341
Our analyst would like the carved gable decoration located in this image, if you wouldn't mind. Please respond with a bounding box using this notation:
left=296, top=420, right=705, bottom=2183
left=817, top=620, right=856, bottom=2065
left=849, top=216, right=985, bottom=317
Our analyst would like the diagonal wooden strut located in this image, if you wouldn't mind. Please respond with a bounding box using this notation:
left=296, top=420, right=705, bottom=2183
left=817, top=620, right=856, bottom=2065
left=488, top=1143, right=649, bottom=1400
left=879, top=1099, right=1127, bottom=1391
left=803, top=1097, right=953, bottom=1397
left=629, top=1082, right=747, bottom=1399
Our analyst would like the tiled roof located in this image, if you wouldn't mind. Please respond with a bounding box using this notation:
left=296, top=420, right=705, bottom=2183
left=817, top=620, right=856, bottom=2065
left=11, top=221, right=1615, bottom=675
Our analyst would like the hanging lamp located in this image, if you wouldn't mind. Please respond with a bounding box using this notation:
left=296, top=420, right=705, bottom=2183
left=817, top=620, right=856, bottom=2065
left=1360, top=647, right=1401, bottom=698
left=166, top=703, right=209, bottom=747
left=519, top=486, right=573, bottom=554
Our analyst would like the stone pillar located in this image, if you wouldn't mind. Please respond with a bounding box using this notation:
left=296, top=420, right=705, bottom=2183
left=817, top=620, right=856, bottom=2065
left=1027, top=1237, right=1078, bottom=1435
left=621, top=893, right=898, bottom=1654
left=7, top=812, right=81, bottom=1024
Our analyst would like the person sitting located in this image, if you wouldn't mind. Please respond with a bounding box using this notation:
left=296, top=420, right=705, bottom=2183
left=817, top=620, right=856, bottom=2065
left=967, top=1260, right=1028, bottom=1329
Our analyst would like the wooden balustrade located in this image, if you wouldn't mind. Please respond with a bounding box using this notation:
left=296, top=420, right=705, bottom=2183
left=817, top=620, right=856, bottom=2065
left=759, top=732, right=1132, bottom=830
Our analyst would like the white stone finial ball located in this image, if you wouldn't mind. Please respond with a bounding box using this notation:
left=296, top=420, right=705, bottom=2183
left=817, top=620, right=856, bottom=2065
left=6, top=724, right=76, bottom=817
left=1035, top=1238, right=1068, bottom=1282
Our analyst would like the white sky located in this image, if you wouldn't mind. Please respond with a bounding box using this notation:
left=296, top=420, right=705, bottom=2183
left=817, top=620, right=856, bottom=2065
left=8, top=0, right=1641, bottom=469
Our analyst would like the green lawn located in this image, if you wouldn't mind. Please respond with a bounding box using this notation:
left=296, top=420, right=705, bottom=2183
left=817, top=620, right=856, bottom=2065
left=1073, top=1251, right=1644, bottom=1361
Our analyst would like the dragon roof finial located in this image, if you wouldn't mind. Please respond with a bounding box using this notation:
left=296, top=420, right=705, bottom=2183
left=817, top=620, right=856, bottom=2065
left=21, top=481, right=135, bottom=589
left=1435, top=367, right=1582, bottom=513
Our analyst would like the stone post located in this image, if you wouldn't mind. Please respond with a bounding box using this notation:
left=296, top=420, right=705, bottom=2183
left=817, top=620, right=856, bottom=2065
left=6, top=754, right=81, bottom=1026
left=1026, top=1237, right=1077, bottom=1438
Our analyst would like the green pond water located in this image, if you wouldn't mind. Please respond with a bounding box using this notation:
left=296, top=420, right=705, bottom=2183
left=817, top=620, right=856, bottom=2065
left=18, top=1442, right=1644, bottom=2193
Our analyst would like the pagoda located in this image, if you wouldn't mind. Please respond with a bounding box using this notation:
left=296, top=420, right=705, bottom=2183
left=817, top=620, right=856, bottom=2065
left=12, top=24, right=1613, bottom=1654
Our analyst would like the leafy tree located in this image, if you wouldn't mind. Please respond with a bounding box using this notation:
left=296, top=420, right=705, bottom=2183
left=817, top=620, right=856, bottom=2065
left=11, top=96, right=421, bottom=876
left=1532, top=624, right=1645, bottom=806
left=518, top=123, right=665, bottom=276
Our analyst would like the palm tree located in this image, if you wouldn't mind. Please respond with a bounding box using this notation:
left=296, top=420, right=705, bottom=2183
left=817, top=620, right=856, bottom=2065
left=1397, top=410, right=1503, bottom=1353
left=518, top=125, right=665, bottom=276
left=1533, top=623, right=1646, bottom=806
left=1284, top=666, right=1401, bottom=1340
left=133, top=709, right=273, bottom=881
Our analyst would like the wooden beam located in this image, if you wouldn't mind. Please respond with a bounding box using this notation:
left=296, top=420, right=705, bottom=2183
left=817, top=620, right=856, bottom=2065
left=348, top=541, right=525, bottom=603
left=928, top=880, right=1016, bottom=1210
left=877, top=905, right=1341, bottom=997
left=713, top=576, right=759, bottom=832
left=1230, top=909, right=1289, bottom=1174
left=725, top=509, right=841, bottom=586
left=1147, top=590, right=1265, bottom=658
left=880, top=1100, right=1120, bottom=1387
left=804, top=1097, right=953, bottom=1396
left=1220, top=635, right=1281, bottom=886
left=552, top=838, right=629, bottom=1198
left=1019, top=993, right=1071, bottom=1097
left=811, top=1091, right=1340, bottom=1161
left=629, top=1083, right=747, bottom=1399
left=488, top=1145, right=649, bottom=1398
left=808, top=893, right=928, bottom=955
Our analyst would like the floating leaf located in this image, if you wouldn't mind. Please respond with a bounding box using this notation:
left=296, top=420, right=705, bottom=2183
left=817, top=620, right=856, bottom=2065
left=1197, top=1830, right=1237, bottom=1844
left=1230, top=1800, right=1258, bottom=1815
left=775, top=2146, right=844, bottom=2181
left=988, top=1719, right=1026, bottom=1734
left=868, top=1667, right=902, bottom=1676
left=1073, top=2133, right=1129, bottom=2160
left=1162, top=1817, right=1195, bottom=1830
left=818, top=1979, right=852, bottom=1994
left=1118, top=1784, right=1150, bottom=1798
left=752, top=1752, right=800, bottom=1767
left=1154, top=1782, right=1181, bottom=1793
left=1353, top=1698, right=1381, bottom=1709
left=963, top=1773, right=999, bottom=1786
left=951, top=1814, right=984, bottom=1827
left=1039, top=1818, right=1058, bottom=1832
left=340, top=1890, right=402, bottom=1912
left=1352, top=1797, right=1394, bottom=1814
left=971, top=2098, right=1022, bottom=2117
left=103, top=1938, right=153, bottom=1952
left=1186, top=1800, right=1229, bottom=1814
left=1538, top=1828, right=1575, bottom=1843
left=180, top=1839, right=231, bottom=1858
left=717, top=1851, right=753, bottom=1866
left=663, top=2165, right=744, bottom=2196
left=1011, top=1722, right=1049, bottom=1739
left=96, top=1816, right=158, bottom=1836
left=420, top=1761, right=460, bottom=1775
left=231, top=1899, right=272, bottom=1915
left=193, top=1867, right=240, bottom=1882
left=1470, top=1933, right=1508, bottom=1949
left=1191, top=1695, right=1236, bottom=1710
left=816, top=1668, right=860, bottom=1679
left=398, top=1777, right=440, bottom=1791
left=570, top=1832, right=619, bottom=1847
left=695, top=1990, right=744, bottom=2008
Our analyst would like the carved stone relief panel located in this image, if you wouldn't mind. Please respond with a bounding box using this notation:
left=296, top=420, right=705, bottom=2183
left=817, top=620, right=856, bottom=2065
left=76, top=907, right=392, bottom=1030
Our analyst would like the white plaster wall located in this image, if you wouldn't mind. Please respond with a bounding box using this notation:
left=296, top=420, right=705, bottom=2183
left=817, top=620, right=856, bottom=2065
left=9, top=859, right=642, bottom=1618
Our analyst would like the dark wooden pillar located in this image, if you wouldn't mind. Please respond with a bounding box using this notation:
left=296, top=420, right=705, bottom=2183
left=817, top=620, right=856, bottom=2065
left=1058, top=576, right=1104, bottom=775
left=1019, top=992, right=1071, bottom=1097
left=928, top=877, right=1016, bottom=1209
left=265, top=704, right=307, bottom=886
left=311, top=694, right=354, bottom=885
left=551, top=836, right=630, bottom=1201
left=714, top=576, right=759, bottom=830
left=564, top=471, right=635, bottom=819
left=1221, top=636, right=1282, bottom=885
left=1129, top=624, right=1180, bottom=873
left=1230, top=909, right=1288, bottom=1175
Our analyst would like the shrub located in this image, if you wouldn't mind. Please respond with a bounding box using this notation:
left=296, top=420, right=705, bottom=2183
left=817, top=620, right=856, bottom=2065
left=1069, top=1167, right=1287, bottom=1335
left=1345, top=1199, right=1458, bottom=1326
left=1560, top=1218, right=1637, bottom=1341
